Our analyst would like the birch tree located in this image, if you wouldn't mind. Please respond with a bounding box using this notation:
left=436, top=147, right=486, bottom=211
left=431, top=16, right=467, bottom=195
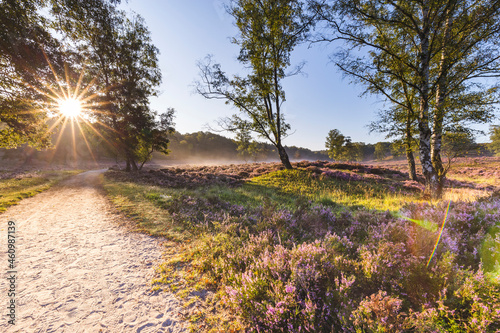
left=313, top=0, right=500, bottom=198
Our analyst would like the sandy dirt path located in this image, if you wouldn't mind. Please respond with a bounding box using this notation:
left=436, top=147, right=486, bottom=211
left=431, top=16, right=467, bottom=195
left=0, top=170, right=186, bottom=332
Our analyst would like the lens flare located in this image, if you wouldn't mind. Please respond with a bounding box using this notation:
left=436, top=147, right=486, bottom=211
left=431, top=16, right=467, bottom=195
left=481, top=227, right=500, bottom=283
left=426, top=200, right=452, bottom=267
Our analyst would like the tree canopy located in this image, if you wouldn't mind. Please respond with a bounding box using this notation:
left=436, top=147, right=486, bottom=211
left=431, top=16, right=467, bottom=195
left=489, top=125, right=500, bottom=156
left=325, top=129, right=362, bottom=161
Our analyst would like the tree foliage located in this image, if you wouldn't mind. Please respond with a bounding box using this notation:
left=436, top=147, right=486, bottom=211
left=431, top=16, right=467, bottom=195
left=50, top=1, right=171, bottom=170
left=441, top=130, right=478, bottom=163
left=325, top=129, right=362, bottom=161
left=135, top=108, right=176, bottom=169
left=369, top=103, right=419, bottom=179
left=234, top=125, right=262, bottom=162
left=374, top=142, right=390, bottom=161
left=325, top=129, right=345, bottom=160
left=0, top=0, right=173, bottom=170
left=0, top=0, right=64, bottom=148
left=488, top=125, right=500, bottom=156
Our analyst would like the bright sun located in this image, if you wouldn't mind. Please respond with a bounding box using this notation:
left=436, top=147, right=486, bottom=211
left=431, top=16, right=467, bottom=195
left=58, top=98, right=82, bottom=118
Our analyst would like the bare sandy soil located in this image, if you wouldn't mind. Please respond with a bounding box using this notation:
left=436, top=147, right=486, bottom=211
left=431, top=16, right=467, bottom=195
left=0, top=170, right=186, bottom=332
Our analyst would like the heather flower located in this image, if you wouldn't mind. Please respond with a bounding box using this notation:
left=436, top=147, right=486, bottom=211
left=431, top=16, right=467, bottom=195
left=352, top=291, right=404, bottom=332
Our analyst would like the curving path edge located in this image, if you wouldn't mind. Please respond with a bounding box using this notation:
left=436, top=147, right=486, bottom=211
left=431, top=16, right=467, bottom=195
left=0, top=170, right=186, bottom=333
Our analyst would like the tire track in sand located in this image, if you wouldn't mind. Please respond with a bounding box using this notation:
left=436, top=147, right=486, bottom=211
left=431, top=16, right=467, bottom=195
left=0, top=170, right=186, bottom=332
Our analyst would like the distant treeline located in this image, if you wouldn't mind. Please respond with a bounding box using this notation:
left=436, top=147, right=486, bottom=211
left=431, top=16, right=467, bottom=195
left=0, top=128, right=492, bottom=166
left=0, top=128, right=330, bottom=165
left=159, top=132, right=491, bottom=163
left=157, top=131, right=330, bottom=162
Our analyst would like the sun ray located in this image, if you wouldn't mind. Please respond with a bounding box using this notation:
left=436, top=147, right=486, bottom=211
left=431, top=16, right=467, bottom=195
left=73, top=68, right=100, bottom=101
left=22, top=81, right=64, bottom=103
left=64, top=63, right=72, bottom=98
left=70, top=117, right=77, bottom=163
left=45, top=115, right=66, bottom=133
left=82, top=116, right=121, bottom=135
left=41, top=49, right=69, bottom=100
left=73, top=64, right=87, bottom=98
left=14, top=47, right=119, bottom=167
left=80, top=118, right=118, bottom=152
left=48, top=116, right=70, bottom=164
left=75, top=120, right=98, bottom=164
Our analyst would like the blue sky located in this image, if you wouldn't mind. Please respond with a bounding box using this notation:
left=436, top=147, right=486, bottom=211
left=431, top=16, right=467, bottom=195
left=120, top=0, right=492, bottom=151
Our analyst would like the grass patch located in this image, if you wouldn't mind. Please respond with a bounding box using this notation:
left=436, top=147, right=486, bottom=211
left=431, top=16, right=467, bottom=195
left=102, top=180, right=191, bottom=241
left=103, top=177, right=244, bottom=331
left=251, top=169, right=423, bottom=212
left=0, top=170, right=82, bottom=212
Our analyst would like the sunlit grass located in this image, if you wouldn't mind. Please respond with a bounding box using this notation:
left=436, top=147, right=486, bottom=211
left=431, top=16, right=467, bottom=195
left=0, top=170, right=82, bottom=212
left=482, top=224, right=500, bottom=284
left=250, top=169, right=424, bottom=212
left=449, top=174, right=500, bottom=187
left=103, top=168, right=428, bottom=331
left=103, top=176, right=247, bottom=331
left=102, top=180, right=191, bottom=241
left=447, top=156, right=500, bottom=187
left=442, top=187, right=490, bottom=202
left=105, top=168, right=426, bottom=217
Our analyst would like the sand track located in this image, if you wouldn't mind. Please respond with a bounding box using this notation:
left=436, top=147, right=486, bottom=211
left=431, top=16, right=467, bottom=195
left=0, top=170, right=186, bottom=332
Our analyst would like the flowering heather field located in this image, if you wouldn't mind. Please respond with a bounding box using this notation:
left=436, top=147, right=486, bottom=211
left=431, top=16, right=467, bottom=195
left=104, top=158, right=500, bottom=332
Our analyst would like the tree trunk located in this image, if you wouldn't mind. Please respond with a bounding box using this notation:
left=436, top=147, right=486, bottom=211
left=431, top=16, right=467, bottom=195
left=276, top=143, right=293, bottom=169
left=431, top=94, right=445, bottom=180
left=418, top=0, right=440, bottom=199
left=124, top=147, right=138, bottom=172
left=129, top=155, right=138, bottom=172
left=404, top=107, right=417, bottom=181
left=431, top=13, right=451, bottom=194
left=419, top=124, right=440, bottom=198
left=406, top=149, right=417, bottom=181
left=139, top=150, right=153, bottom=170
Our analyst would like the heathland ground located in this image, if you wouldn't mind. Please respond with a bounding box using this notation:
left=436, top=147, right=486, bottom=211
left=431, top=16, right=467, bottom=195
left=0, top=157, right=499, bottom=332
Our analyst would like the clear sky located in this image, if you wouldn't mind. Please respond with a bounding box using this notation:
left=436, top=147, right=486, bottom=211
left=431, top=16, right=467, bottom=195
left=119, top=0, right=492, bottom=151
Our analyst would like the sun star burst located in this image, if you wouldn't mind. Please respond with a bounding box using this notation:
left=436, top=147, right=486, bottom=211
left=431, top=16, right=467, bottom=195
left=58, top=98, right=83, bottom=118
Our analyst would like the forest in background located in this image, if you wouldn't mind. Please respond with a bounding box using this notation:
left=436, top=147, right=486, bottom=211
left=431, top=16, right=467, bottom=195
left=0, top=127, right=329, bottom=165
left=0, top=123, right=493, bottom=167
